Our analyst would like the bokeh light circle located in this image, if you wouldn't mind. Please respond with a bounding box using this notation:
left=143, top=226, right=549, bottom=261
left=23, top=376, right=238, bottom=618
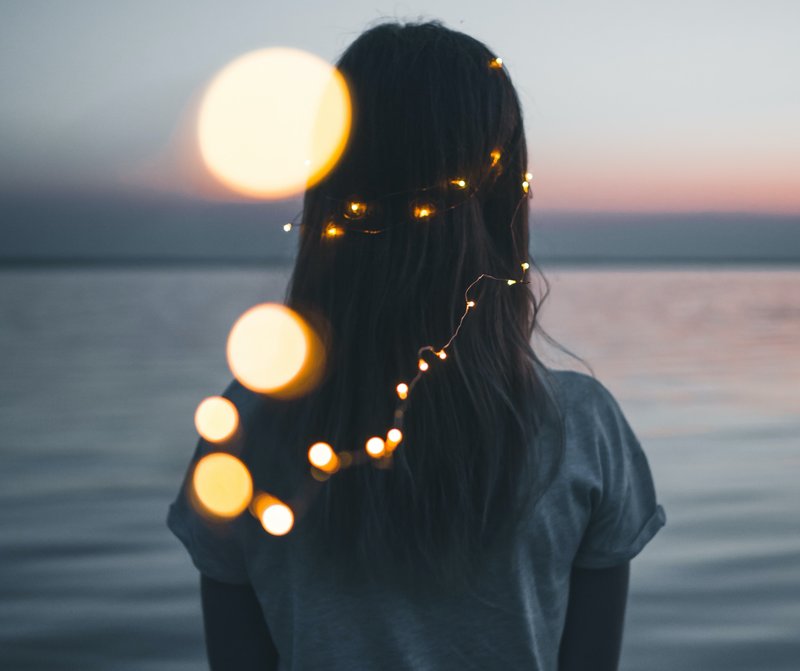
left=194, top=396, right=239, bottom=442
left=308, top=441, right=336, bottom=470
left=192, top=453, right=253, bottom=518
left=260, top=502, right=295, bottom=536
left=227, top=303, right=310, bottom=394
left=197, top=47, right=351, bottom=198
left=365, top=436, right=386, bottom=457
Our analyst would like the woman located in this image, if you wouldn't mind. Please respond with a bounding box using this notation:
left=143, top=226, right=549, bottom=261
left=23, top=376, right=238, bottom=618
left=167, top=19, right=665, bottom=670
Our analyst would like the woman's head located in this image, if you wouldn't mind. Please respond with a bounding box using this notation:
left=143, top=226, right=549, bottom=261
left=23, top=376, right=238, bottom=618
left=268, top=19, right=566, bottom=592
left=292, top=19, right=531, bottom=327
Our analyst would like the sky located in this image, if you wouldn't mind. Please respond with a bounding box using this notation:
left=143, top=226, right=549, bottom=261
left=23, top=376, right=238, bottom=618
left=1, top=0, right=799, bottom=214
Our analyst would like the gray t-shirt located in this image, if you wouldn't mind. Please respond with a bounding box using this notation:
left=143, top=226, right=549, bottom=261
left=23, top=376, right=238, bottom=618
left=167, top=367, right=666, bottom=670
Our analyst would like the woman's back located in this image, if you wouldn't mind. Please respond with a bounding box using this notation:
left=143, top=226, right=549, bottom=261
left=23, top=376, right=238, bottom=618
left=167, top=365, right=665, bottom=669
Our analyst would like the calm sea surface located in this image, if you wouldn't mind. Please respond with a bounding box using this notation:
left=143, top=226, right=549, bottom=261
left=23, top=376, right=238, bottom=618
left=0, top=266, right=798, bottom=670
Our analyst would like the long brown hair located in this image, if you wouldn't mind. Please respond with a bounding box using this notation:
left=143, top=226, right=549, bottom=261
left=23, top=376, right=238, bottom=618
left=255, top=19, right=576, bottom=592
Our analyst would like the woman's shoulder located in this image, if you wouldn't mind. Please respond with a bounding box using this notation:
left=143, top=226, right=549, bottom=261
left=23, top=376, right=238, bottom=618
left=538, top=366, right=618, bottom=417
left=536, top=365, right=639, bottom=459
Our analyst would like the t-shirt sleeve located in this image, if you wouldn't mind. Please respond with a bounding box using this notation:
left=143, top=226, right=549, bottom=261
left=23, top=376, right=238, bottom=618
left=166, top=433, right=251, bottom=585
left=572, top=380, right=666, bottom=569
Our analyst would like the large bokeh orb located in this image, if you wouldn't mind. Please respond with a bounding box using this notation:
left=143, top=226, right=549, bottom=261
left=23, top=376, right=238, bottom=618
left=197, top=47, right=351, bottom=199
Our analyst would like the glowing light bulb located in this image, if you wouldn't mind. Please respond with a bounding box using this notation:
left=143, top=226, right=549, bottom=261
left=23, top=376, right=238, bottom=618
left=525, top=172, right=533, bottom=181
left=366, top=436, right=386, bottom=457
left=418, top=358, right=429, bottom=371
left=490, top=150, right=501, bottom=166
left=308, top=441, right=338, bottom=472
left=437, top=350, right=447, bottom=360
left=197, top=48, right=351, bottom=199
left=192, top=453, right=253, bottom=518
left=325, top=222, right=343, bottom=237
left=345, top=200, right=367, bottom=219
left=489, top=57, right=503, bottom=68
left=261, top=503, right=294, bottom=535
left=450, top=178, right=467, bottom=189
left=467, top=300, right=476, bottom=308
left=413, top=204, right=435, bottom=219
left=521, top=262, right=530, bottom=270
left=522, top=180, right=530, bottom=193
left=194, top=396, right=239, bottom=443
left=507, top=279, right=517, bottom=286
left=387, top=428, right=403, bottom=444
left=226, top=303, right=312, bottom=395
left=396, top=382, right=408, bottom=399
left=283, top=222, right=293, bottom=232
left=251, top=493, right=294, bottom=535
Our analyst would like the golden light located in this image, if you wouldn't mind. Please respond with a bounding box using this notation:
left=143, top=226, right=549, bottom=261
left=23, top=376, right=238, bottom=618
left=262, top=503, right=294, bottom=535
left=192, top=453, right=253, bottom=518
left=197, top=47, right=351, bottom=199
left=194, top=396, right=239, bottom=443
left=467, top=300, right=476, bottom=308
left=283, top=223, right=293, bottom=232
left=308, top=441, right=339, bottom=472
left=418, top=358, right=429, bottom=372
left=227, top=303, right=324, bottom=398
left=412, top=203, right=435, bottom=219
left=365, top=436, right=386, bottom=458
left=521, top=262, right=530, bottom=270
left=396, top=382, right=409, bottom=399
left=324, top=222, right=344, bottom=238
left=507, top=279, right=517, bottom=286
left=437, top=350, right=447, bottom=360
left=344, top=200, right=367, bottom=218
left=386, top=428, right=403, bottom=451
left=450, top=178, right=467, bottom=189
left=490, top=149, right=501, bottom=166
left=525, top=172, right=533, bottom=181
left=522, top=180, right=530, bottom=193
left=489, top=57, right=503, bottom=68
left=252, top=493, right=294, bottom=536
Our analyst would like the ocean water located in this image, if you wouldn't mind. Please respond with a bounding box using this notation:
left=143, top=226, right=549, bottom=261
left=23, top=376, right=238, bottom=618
left=0, top=265, right=798, bottom=670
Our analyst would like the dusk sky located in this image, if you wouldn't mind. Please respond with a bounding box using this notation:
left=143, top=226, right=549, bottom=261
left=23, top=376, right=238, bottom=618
left=1, top=0, right=798, bottom=214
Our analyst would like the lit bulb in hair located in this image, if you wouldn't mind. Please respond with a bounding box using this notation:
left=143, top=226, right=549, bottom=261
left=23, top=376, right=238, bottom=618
left=324, top=222, right=343, bottom=238
left=450, top=178, right=467, bottom=189
left=308, top=441, right=338, bottom=473
left=344, top=200, right=367, bottom=219
left=412, top=203, right=435, bottom=219
left=466, top=300, right=476, bottom=308
left=489, top=57, right=503, bottom=68
left=507, top=279, right=517, bottom=286
left=396, top=382, right=408, bottom=399
left=365, top=436, right=386, bottom=457
left=525, top=172, right=533, bottom=181
left=437, top=350, right=447, bottom=360
left=418, top=359, right=429, bottom=372
left=490, top=150, right=501, bottom=167
left=258, top=498, right=294, bottom=536
left=386, top=428, right=403, bottom=451
left=283, top=223, right=293, bottom=232
left=521, top=262, right=530, bottom=270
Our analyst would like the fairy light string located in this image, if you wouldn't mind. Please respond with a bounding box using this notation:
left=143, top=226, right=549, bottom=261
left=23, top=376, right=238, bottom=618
left=193, top=54, right=537, bottom=536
